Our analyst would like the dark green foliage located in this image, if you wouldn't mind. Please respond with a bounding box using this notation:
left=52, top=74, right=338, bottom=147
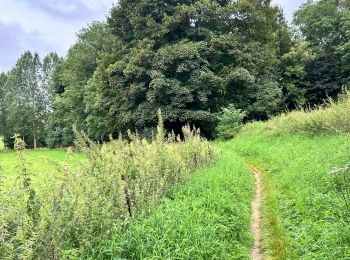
left=279, top=37, right=314, bottom=108
left=91, top=0, right=286, bottom=139
left=294, top=0, right=350, bottom=104
left=46, top=22, right=116, bottom=146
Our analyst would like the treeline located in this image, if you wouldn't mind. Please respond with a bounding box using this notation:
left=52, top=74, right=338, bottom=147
left=0, top=0, right=349, bottom=148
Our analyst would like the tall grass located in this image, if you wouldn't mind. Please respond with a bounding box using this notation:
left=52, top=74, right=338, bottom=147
left=268, top=91, right=350, bottom=134
left=233, top=91, right=350, bottom=258
left=0, top=115, right=215, bottom=259
left=90, top=141, right=254, bottom=259
left=234, top=126, right=350, bottom=259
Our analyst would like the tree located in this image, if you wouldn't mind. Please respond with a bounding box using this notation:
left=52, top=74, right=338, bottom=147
left=0, top=73, right=7, bottom=137
left=46, top=22, right=114, bottom=147
left=3, top=51, right=42, bottom=148
left=279, top=36, right=314, bottom=108
left=41, top=52, right=61, bottom=112
left=2, top=51, right=60, bottom=149
left=99, top=0, right=287, bottom=138
left=294, top=0, right=350, bottom=104
left=216, top=104, right=246, bottom=139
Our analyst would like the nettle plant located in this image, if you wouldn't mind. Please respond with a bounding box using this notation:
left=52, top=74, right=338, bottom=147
left=0, top=111, right=215, bottom=259
left=331, top=163, right=350, bottom=219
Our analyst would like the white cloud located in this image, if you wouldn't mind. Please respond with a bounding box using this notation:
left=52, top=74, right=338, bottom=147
left=0, top=0, right=306, bottom=72
left=0, top=0, right=115, bottom=72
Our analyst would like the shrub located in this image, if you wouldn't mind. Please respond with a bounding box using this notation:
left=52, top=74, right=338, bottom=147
left=216, top=104, right=246, bottom=140
left=0, top=114, right=215, bottom=259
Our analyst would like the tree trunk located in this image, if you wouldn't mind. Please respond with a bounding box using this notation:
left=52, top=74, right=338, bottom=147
left=33, top=133, right=37, bottom=149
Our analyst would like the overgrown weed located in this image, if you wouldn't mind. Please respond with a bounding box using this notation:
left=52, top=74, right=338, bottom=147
left=0, top=113, right=215, bottom=259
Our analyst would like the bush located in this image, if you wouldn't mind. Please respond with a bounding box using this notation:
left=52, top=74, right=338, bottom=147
left=216, top=104, right=246, bottom=140
left=0, top=114, right=215, bottom=259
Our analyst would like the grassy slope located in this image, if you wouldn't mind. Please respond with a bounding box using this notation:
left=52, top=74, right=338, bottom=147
left=233, top=123, right=350, bottom=259
left=91, top=142, right=255, bottom=259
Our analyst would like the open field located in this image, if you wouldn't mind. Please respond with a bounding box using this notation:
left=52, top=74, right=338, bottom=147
left=0, top=149, right=85, bottom=177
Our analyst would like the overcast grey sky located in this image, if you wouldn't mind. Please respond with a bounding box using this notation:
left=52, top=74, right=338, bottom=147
left=0, top=0, right=305, bottom=72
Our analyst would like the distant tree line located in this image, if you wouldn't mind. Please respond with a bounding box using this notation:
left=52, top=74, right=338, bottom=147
left=0, top=0, right=349, bottom=148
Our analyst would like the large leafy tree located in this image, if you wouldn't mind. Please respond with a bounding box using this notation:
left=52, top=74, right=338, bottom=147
left=46, top=22, right=115, bottom=147
left=279, top=36, right=314, bottom=108
left=97, top=0, right=286, bottom=137
left=294, top=0, right=350, bottom=104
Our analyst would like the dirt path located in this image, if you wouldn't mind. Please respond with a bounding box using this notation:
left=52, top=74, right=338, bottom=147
left=250, top=166, right=263, bottom=260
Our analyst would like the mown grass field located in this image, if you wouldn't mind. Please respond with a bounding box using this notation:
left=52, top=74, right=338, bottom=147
left=0, top=149, right=85, bottom=189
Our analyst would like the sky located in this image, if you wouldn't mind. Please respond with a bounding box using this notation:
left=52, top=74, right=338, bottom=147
left=0, top=0, right=305, bottom=72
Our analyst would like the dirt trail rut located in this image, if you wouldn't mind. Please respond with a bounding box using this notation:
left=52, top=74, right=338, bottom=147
left=250, top=167, right=263, bottom=260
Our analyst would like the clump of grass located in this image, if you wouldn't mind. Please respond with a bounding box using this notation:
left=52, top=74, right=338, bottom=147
left=268, top=91, right=350, bottom=134
left=0, top=113, right=215, bottom=259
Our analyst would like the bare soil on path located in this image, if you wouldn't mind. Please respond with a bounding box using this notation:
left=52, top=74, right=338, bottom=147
left=250, top=167, right=263, bottom=260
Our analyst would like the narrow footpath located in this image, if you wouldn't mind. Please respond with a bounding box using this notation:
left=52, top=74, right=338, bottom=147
left=250, top=167, right=263, bottom=260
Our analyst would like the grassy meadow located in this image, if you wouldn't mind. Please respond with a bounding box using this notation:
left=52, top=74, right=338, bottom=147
left=234, top=125, right=350, bottom=259
left=0, top=149, right=84, bottom=176
left=1, top=95, right=349, bottom=259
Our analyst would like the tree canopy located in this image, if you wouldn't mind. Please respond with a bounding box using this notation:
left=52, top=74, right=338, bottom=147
left=0, top=0, right=348, bottom=148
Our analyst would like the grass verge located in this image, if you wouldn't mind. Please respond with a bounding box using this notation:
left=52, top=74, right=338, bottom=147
left=90, top=141, right=255, bottom=259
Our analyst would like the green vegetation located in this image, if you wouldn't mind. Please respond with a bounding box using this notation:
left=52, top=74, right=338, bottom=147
left=216, top=104, right=246, bottom=140
left=2, top=0, right=349, bottom=148
left=269, top=91, right=350, bottom=134
left=0, top=0, right=349, bottom=259
left=0, top=121, right=215, bottom=259
left=91, top=141, right=254, bottom=259
left=234, top=125, right=350, bottom=259
left=230, top=94, right=350, bottom=258
left=0, top=137, right=4, bottom=150
left=0, top=149, right=83, bottom=177
left=1, top=86, right=349, bottom=259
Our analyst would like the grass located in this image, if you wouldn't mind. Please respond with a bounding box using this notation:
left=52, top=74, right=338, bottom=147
left=1, top=124, right=216, bottom=259
left=90, top=141, right=255, bottom=259
left=233, top=122, right=350, bottom=259
left=269, top=91, right=350, bottom=135
left=0, top=149, right=84, bottom=180
left=1, top=95, right=349, bottom=258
